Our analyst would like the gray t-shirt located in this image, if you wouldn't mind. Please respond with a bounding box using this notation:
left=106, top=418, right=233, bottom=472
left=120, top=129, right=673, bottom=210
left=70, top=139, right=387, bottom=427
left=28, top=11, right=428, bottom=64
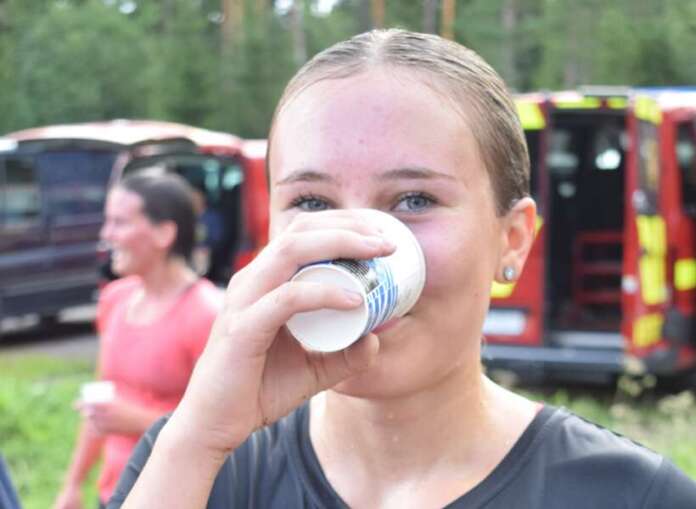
left=107, top=404, right=696, bottom=508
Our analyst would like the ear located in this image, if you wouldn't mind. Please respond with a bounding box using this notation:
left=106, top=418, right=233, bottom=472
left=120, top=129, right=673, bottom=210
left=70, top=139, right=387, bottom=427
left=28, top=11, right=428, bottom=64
left=153, top=221, right=178, bottom=253
left=495, top=197, right=537, bottom=283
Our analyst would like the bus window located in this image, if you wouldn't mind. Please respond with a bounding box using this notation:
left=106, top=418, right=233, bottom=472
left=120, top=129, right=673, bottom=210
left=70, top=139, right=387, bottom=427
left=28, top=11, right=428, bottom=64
left=2, top=156, right=41, bottom=229
left=38, top=150, right=117, bottom=222
left=676, top=122, right=696, bottom=217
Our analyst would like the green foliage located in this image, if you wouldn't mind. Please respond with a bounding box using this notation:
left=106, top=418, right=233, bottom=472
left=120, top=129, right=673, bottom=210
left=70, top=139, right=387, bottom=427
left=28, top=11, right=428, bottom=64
left=12, top=0, right=151, bottom=128
left=2, top=0, right=696, bottom=136
left=0, top=355, right=97, bottom=509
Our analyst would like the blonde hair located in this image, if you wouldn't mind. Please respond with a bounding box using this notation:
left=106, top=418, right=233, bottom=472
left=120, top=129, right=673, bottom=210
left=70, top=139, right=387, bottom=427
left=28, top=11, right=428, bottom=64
left=268, top=29, right=529, bottom=216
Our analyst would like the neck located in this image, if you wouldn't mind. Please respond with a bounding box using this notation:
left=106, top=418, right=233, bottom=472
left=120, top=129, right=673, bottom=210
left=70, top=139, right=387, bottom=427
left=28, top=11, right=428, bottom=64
left=137, top=257, right=197, bottom=298
left=312, top=363, right=489, bottom=469
left=309, top=363, right=536, bottom=506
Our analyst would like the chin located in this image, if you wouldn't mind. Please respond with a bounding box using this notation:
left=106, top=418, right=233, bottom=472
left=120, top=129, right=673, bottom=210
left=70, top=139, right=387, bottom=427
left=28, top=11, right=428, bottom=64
left=331, top=355, right=421, bottom=400
left=111, top=262, right=134, bottom=278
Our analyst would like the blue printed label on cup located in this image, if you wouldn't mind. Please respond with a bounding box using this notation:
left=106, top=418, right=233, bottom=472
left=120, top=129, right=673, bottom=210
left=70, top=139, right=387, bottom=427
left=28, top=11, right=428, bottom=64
left=332, top=258, right=399, bottom=336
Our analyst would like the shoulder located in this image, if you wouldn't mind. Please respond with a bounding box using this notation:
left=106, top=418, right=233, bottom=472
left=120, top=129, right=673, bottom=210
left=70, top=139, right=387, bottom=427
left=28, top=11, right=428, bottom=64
left=534, top=406, right=696, bottom=507
left=541, top=407, right=662, bottom=475
left=99, top=276, right=140, bottom=307
left=186, top=279, right=224, bottom=317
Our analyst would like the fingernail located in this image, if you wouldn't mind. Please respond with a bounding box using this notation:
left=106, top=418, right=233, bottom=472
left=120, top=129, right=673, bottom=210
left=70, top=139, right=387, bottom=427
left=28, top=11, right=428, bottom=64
left=382, top=238, right=397, bottom=251
left=364, top=236, right=385, bottom=249
left=343, top=289, right=363, bottom=304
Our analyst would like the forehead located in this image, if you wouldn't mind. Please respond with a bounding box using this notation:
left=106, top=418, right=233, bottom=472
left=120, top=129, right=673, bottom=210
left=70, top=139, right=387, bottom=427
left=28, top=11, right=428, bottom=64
left=269, top=69, right=482, bottom=185
left=107, top=186, right=145, bottom=214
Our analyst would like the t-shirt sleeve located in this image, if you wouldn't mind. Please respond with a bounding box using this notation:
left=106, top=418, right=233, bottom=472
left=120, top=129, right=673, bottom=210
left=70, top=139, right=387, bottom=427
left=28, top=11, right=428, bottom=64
left=641, top=458, right=696, bottom=508
left=105, top=415, right=170, bottom=508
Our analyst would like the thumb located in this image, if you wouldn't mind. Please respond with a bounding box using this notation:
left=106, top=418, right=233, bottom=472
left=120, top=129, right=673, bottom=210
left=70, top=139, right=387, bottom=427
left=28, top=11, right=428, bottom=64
left=306, top=333, right=380, bottom=391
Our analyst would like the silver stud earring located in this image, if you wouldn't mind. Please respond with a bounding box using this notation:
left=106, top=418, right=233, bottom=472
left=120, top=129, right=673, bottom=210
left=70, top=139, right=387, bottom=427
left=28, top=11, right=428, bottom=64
left=503, top=266, right=516, bottom=282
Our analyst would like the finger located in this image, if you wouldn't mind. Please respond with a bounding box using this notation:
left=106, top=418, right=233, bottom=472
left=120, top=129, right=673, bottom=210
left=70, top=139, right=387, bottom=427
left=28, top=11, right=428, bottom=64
left=228, top=229, right=395, bottom=307
left=218, top=281, right=365, bottom=357
left=284, top=211, right=384, bottom=236
left=306, top=333, right=380, bottom=391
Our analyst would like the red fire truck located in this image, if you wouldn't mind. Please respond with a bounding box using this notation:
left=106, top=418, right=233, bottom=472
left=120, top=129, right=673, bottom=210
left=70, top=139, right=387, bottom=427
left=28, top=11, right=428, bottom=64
left=483, top=89, right=696, bottom=381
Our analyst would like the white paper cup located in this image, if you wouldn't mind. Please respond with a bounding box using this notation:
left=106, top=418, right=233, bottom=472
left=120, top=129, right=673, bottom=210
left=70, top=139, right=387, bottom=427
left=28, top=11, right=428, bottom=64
left=80, top=381, right=115, bottom=404
left=286, top=209, right=426, bottom=352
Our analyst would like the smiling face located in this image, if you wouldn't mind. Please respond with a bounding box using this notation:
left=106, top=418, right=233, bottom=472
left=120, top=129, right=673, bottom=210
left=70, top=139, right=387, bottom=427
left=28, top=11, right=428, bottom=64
left=270, top=69, right=519, bottom=397
left=100, top=187, right=170, bottom=277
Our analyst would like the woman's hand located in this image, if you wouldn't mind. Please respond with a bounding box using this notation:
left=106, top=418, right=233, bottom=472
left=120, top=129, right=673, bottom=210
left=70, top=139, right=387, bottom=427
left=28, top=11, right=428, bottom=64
left=169, top=210, right=395, bottom=457
left=78, top=397, right=160, bottom=436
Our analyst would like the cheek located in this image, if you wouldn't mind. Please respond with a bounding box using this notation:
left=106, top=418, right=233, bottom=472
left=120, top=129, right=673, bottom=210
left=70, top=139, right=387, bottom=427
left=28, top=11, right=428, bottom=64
left=413, top=219, right=497, bottom=299
left=413, top=225, right=465, bottom=295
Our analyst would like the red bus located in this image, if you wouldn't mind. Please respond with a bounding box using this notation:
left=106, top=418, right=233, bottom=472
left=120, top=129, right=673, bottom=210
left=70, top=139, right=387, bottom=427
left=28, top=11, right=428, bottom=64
left=483, top=89, right=696, bottom=381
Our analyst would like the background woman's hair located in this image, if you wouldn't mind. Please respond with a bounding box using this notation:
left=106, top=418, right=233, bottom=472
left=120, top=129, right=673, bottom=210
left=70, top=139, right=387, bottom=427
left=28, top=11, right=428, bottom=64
left=118, top=170, right=197, bottom=260
left=268, top=29, right=529, bottom=216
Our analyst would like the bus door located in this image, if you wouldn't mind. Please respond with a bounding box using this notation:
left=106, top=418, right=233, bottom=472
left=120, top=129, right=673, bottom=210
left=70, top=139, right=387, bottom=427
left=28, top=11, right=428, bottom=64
left=623, top=96, right=672, bottom=370
left=671, top=112, right=696, bottom=349
left=484, top=98, right=546, bottom=347
left=544, top=96, right=628, bottom=350
left=624, top=96, right=696, bottom=374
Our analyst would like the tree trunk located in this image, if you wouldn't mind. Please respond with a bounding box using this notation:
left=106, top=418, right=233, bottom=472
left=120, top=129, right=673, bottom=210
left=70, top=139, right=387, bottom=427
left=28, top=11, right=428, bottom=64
left=371, top=0, right=385, bottom=29
left=423, top=0, right=438, bottom=34
left=222, top=0, right=244, bottom=46
left=501, top=0, right=518, bottom=89
left=357, top=0, right=371, bottom=32
left=441, top=0, right=455, bottom=40
left=289, top=0, right=307, bottom=66
left=563, top=3, right=579, bottom=88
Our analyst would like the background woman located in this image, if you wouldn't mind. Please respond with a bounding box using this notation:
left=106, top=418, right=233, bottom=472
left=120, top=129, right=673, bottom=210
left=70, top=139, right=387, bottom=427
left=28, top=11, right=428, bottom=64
left=111, top=31, right=696, bottom=508
left=54, top=171, right=222, bottom=509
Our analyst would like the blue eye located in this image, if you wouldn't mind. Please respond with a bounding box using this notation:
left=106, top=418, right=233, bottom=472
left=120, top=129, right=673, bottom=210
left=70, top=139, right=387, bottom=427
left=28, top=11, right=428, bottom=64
left=291, top=194, right=330, bottom=211
left=393, top=192, right=435, bottom=212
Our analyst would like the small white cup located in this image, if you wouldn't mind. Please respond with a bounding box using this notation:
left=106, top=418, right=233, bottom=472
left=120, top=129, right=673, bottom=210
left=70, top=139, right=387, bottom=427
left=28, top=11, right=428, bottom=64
left=80, top=381, right=116, bottom=404
left=286, top=209, right=426, bottom=352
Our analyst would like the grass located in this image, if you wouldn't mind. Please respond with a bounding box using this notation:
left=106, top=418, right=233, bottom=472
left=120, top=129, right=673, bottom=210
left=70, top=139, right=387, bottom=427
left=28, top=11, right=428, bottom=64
left=1, top=355, right=694, bottom=509
left=0, top=355, right=99, bottom=509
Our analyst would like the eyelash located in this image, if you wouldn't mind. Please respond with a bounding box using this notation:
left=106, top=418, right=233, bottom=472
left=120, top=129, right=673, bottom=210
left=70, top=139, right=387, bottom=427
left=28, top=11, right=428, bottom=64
left=289, top=191, right=438, bottom=212
left=290, top=193, right=331, bottom=211
left=392, top=192, right=437, bottom=213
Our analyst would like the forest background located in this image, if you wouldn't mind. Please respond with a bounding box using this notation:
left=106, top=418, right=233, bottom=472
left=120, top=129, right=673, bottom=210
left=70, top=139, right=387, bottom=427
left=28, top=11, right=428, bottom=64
left=2, top=0, right=696, bottom=139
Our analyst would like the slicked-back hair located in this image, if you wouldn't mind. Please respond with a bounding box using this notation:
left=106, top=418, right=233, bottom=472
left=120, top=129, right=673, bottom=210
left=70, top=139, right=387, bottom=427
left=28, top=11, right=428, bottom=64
left=268, top=29, right=529, bottom=216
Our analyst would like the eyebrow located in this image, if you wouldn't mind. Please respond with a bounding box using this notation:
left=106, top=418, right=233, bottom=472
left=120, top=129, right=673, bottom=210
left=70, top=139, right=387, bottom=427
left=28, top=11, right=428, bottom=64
left=377, top=167, right=456, bottom=181
left=275, top=169, right=336, bottom=186
left=275, top=166, right=455, bottom=186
